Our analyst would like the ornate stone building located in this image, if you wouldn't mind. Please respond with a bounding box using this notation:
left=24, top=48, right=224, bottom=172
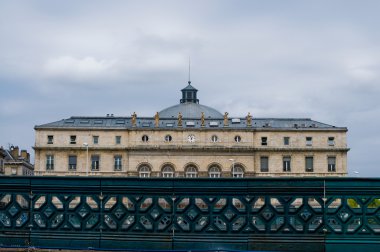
left=0, top=146, right=34, bottom=176
left=34, top=82, right=348, bottom=177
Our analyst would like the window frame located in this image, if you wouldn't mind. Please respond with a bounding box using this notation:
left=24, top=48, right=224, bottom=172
left=115, top=136, right=121, bottom=145
left=328, top=137, right=335, bottom=146
left=328, top=156, right=336, bottom=172
left=208, top=166, right=221, bottom=178
left=164, top=135, right=172, bottom=142
left=138, top=165, right=151, bottom=178
left=47, top=135, right=54, bottom=144
left=114, top=155, right=122, bottom=171
left=162, top=165, right=174, bottom=178
left=211, top=135, right=218, bottom=143
left=260, top=157, right=269, bottom=172
left=234, top=135, right=242, bottom=143
left=306, top=137, right=313, bottom=146
left=305, top=156, right=314, bottom=172
left=232, top=165, right=244, bottom=178
left=91, top=155, right=100, bottom=171
left=283, top=137, right=290, bottom=146
left=93, top=136, right=99, bottom=144
left=70, top=135, right=77, bottom=144
left=261, top=137, right=268, bottom=146
left=46, top=155, right=54, bottom=170
left=68, top=155, right=77, bottom=170
left=283, top=156, right=291, bottom=172
left=142, top=135, right=149, bottom=142
left=185, top=166, right=198, bottom=178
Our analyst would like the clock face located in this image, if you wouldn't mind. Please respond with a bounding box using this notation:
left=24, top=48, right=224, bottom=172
left=187, top=134, right=195, bottom=143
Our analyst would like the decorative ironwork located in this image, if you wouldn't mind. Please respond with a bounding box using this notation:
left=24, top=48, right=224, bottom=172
left=0, top=177, right=379, bottom=251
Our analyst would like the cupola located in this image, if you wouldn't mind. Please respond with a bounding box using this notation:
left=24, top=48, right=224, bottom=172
left=180, top=81, right=199, bottom=104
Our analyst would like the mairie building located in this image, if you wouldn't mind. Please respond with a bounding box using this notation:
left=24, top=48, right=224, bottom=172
left=34, top=81, right=349, bottom=177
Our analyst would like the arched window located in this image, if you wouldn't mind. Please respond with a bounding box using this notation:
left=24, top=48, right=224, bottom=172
left=232, top=165, right=244, bottom=178
left=185, top=165, right=198, bottom=178
left=209, top=165, right=221, bottom=178
left=138, top=165, right=151, bottom=178
left=162, top=165, right=174, bottom=178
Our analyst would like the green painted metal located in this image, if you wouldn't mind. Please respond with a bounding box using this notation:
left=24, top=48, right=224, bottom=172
left=0, top=177, right=379, bottom=252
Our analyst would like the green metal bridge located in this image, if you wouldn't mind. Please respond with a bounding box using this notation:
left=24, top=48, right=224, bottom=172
left=0, top=177, right=379, bottom=252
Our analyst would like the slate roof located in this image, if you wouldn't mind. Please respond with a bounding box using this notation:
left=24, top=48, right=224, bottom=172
left=181, top=83, right=198, bottom=91
left=0, top=148, right=15, bottom=161
left=159, top=103, right=224, bottom=119
left=34, top=83, right=347, bottom=131
left=35, top=116, right=346, bottom=131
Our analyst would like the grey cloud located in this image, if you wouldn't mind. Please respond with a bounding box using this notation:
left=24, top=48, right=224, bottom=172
left=0, top=0, right=379, bottom=176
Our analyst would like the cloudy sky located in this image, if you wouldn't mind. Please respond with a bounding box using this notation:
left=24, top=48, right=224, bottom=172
left=0, top=0, right=379, bottom=176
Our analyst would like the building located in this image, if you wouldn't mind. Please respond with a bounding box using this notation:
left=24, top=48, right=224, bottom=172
left=0, top=146, right=34, bottom=176
left=34, top=81, right=348, bottom=177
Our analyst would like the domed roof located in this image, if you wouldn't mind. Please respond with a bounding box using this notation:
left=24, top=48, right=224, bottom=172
left=159, top=81, right=223, bottom=119
left=159, top=102, right=223, bottom=119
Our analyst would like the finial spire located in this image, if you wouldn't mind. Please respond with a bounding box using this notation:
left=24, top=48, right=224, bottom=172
left=188, top=57, right=191, bottom=84
left=180, top=57, right=199, bottom=104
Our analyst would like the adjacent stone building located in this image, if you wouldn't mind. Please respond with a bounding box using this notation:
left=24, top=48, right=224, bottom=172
left=34, top=82, right=349, bottom=177
left=0, top=146, right=34, bottom=176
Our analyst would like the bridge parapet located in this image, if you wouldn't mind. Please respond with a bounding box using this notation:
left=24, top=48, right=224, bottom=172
left=0, top=177, right=379, bottom=252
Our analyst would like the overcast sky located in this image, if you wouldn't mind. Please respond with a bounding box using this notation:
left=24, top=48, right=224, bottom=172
left=0, top=0, right=379, bottom=176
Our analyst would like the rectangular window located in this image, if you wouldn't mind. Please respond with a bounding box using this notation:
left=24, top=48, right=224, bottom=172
left=328, top=137, right=335, bottom=146
left=91, top=155, right=100, bottom=171
left=47, top=135, right=54, bottom=144
left=93, top=136, right=99, bottom=144
left=114, top=155, right=122, bottom=171
left=328, top=157, right=336, bottom=172
left=306, top=137, right=313, bottom=146
left=305, top=157, right=314, bottom=172
left=68, top=155, right=77, bottom=170
left=70, top=135, right=76, bottom=144
left=46, top=155, right=54, bottom=170
left=283, top=156, right=291, bottom=172
left=261, top=137, right=268, bottom=146
left=260, top=157, right=269, bottom=172
left=116, top=136, right=121, bottom=144
left=284, top=137, right=290, bottom=146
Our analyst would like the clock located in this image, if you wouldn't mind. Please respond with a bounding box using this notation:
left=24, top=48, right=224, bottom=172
left=187, top=134, right=196, bottom=143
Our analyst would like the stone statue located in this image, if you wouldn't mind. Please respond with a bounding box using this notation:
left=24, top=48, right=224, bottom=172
left=246, top=112, right=252, bottom=127
left=224, top=112, right=229, bottom=126
left=178, top=112, right=183, bottom=127
left=201, top=112, right=205, bottom=127
left=131, top=112, right=137, bottom=127
left=154, top=112, right=159, bottom=127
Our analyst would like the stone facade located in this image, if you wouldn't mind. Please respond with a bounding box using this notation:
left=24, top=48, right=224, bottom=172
left=0, top=146, right=34, bottom=176
left=34, top=83, right=348, bottom=177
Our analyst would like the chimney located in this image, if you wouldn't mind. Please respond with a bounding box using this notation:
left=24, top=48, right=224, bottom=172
left=21, top=150, right=28, bottom=160
left=10, top=146, right=19, bottom=159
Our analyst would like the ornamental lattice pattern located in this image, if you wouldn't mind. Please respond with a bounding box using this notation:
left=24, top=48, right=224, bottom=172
left=1, top=193, right=379, bottom=235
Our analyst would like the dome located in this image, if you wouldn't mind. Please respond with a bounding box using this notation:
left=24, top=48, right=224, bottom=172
left=159, top=102, right=223, bottom=119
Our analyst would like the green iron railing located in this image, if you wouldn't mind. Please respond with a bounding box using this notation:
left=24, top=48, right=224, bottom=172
left=0, top=177, right=379, bottom=252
